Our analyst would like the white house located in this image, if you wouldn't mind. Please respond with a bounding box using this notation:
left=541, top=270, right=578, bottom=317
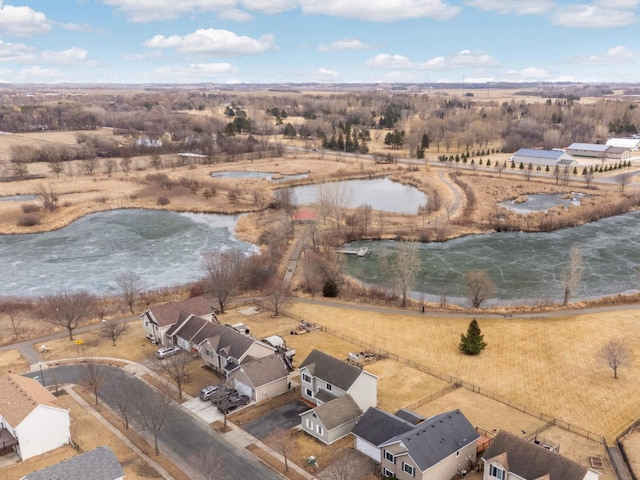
left=140, top=296, right=215, bottom=345
left=22, top=446, right=125, bottom=480
left=483, top=431, right=600, bottom=480
left=379, top=409, right=480, bottom=480
left=0, top=373, right=71, bottom=461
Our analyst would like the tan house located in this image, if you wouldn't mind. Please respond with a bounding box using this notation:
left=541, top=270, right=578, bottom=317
left=379, top=410, right=479, bottom=480
left=0, top=373, right=71, bottom=461
left=228, top=354, right=290, bottom=403
left=482, top=431, right=600, bottom=480
left=140, top=297, right=216, bottom=345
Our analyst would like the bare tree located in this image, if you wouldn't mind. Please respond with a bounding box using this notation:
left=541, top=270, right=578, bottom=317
left=133, top=382, right=172, bottom=456
left=109, top=372, right=137, bottom=429
left=274, top=187, right=298, bottom=216
left=100, top=320, right=129, bottom=346
left=0, top=298, right=29, bottom=338
left=560, top=245, right=584, bottom=306
left=154, top=351, right=191, bottom=399
left=120, top=156, right=132, bottom=175
left=80, top=363, right=104, bottom=406
left=190, top=448, right=225, bottom=480
left=598, top=339, right=632, bottom=379
left=463, top=269, right=495, bottom=308
left=385, top=242, right=421, bottom=308
left=323, top=453, right=361, bottom=480
left=103, top=158, right=116, bottom=176
left=273, top=429, right=296, bottom=473
left=583, top=170, right=594, bottom=189
left=40, top=290, right=97, bottom=340
left=115, top=271, right=144, bottom=313
left=495, top=161, right=505, bottom=178
left=34, top=183, right=58, bottom=211
left=265, top=278, right=289, bottom=316
left=203, top=249, right=245, bottom=313
left=616, top=171, right=634, bottom=192
left=49, top=160, right=64, bottom=179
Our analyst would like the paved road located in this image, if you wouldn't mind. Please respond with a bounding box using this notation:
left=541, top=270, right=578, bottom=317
left=26, top=364, right=281, bottom=480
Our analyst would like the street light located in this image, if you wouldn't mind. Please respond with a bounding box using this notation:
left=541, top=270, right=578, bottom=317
left=39, top=362, right=45, bottom=387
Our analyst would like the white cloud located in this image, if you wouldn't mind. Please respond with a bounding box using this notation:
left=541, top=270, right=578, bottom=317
left=594, top=0, right=639, bottom=8
left=152, top=63, right=238, bottom=81
left=40, top=47, right=90, bottom=65
left=0, top=41, right=93, bottom=66
left=551, top=4, right=637, bottom=28
left=143, top=29, right=276, bottom=57
left=240, top=0, right=296, bottom=14
left=318, top=38, right=373, bottom=52
left=298, top=0, right=460, bottom=22
left=102, top=0, right=236, bottom=22
left=317, top=67, right=338, bottom=77
left=18, top=65, right=65, bottom=81
left=0, top=2, right=51, bottom=36
left=465, top=0, right=553, bottom=15
left=217, top=9, right=254, bottom=21
left=565, top=45, right=637, bottom=65
left=57, top=22, right=104, bottom=34
left=366, top=50, right=499, bottom=70
left=503, top=67, right=550, bottom=81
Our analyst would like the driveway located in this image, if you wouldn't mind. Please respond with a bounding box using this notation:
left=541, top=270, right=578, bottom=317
left=25, top=364, right=281, bottom=480
left=182, top=396, right=224, bottom=424
left=243, top=399, right=309, bottom=439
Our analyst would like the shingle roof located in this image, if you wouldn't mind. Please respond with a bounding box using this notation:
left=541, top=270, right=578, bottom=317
left=311, top=394, right=362, bottom=430
left=352, top=407, right=415, bottom=446
left=206, top=324, right=264, bottom=360
left=394, top=408, right=426, bottom=425
left=236, top=354, right=288, bottom=387
left=167, top=314, right=220, bottom=346
left=483, top=431, right=590, bottom=480
left=380, top=409, right=480, bottom=472
left=0, top=374, right=61, bottom=427
left=299, top=349, right=363, bottom=391
left=23, top=446, right=124, bottom=480
left=143, top=296, right=214, bottom=327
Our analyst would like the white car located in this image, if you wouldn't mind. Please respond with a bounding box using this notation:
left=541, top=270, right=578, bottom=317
left=156, top=346, right=181, bottom=359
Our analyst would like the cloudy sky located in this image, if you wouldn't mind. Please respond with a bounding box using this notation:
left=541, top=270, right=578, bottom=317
left=0, top=0, right=639, bottom=84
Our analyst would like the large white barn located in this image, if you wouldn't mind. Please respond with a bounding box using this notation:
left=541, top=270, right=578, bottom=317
left=510, top=148, right=575, bottom=168
left=606, top=138, right=640, bottom=151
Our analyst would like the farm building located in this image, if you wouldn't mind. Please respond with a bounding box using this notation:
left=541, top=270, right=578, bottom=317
left=606, top=137, right=640, bottom=151
left=566, top=143, right=609, bottom=159
left=605, top=146, right=631, bottom=160
left=510, top=149, right=575, bottom=168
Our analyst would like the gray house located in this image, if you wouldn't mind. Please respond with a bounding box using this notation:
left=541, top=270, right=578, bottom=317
left=351, top=407, right=416, bottom=462
left=482, top=431, right=600, bottom=480
left=140, top=297, right=215, bottom=345
left=22, top=446, right=125, bottom=480
left=300, top=394, right=363, bottom=444
left=379, top=409, right=480, bottom=480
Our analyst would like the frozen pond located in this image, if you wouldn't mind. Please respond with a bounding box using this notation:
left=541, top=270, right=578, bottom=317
left=0, top=194, right=38, bottom=202
left=500, top=193, right=584, bottom=213
left=0, top=209, right=256, bottom=298
left=344, top=210, right=640, bottom=306
left=211, top=171, right=309, bottom=182
left=286, top=177, right=427, bottom=214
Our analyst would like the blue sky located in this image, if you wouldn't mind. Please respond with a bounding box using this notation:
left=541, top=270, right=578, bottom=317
left=0, top=0, right=639, bottom=84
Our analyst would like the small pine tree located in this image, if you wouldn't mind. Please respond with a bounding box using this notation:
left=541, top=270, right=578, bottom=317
left=519, top=162, right=524, bottom=170
left=478, top=159, right=483, bottom=165
left=545, top=165, right=550, bottom=172
left=459, top=319, right=487, bottom=355
left=322, top=279, right=339, bottom=297
left=582, top=167, right=587, bottom=175
left=573, top=166, right=578, bottom=174
left=486, top=159, right=491, bottom=166
left=511, top=161, right=516, bottom=169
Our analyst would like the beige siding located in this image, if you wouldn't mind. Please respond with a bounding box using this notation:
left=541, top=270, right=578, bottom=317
left=348, top=371, right=377, bottom=411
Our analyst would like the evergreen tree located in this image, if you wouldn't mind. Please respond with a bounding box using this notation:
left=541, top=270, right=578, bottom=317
left=421, top=133, right=430, bottom=149
left=322, top=279, right=339, bottom=297
left=545, top=165, right=550, bottom=172
left=519, top=162, right=524, bottom=170
left=459, top=319, right=487, bottom=355
left=573, top=166, right=578, bottom=175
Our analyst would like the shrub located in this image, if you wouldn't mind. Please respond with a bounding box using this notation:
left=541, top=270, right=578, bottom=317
left=21, top=204, right=41, bottom=214
left=322, top=279, right=339, bottom=297
left=17, top=214, right=40, bottom=227
left=157, top=196, right=170, bottom=206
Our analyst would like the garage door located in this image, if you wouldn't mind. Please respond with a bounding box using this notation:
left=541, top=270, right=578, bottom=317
left=234, top=380, right=253, bottom=399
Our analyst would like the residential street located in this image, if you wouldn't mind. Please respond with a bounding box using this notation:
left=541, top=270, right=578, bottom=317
left=24, top=364, right=282, bottom=480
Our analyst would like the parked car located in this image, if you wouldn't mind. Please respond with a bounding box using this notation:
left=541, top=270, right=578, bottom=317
left=156, top=346, right=181, bottom=359
left=210, top=386, right=236, bottom=405
left=218, top=394, right=250, bottom=414
left=199, top=385, right=222, bottom=401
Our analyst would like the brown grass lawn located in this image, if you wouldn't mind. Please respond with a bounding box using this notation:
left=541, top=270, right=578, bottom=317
left=285, top=301, right=640, bottom=443
left=620, top=426, right=640, bottom=479
left=0, top=349, right=30, bottom=374
left=0, top=390, right=161, bottom=480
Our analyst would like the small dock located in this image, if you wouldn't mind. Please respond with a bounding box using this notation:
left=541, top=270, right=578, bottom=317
left=336, top=246, right=369, bottom=257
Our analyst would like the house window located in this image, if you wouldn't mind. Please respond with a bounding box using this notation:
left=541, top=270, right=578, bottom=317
left=316, top=425, right=323, bottom=435
left=306, top=419, right=313, bottom=430
left=205, top=349, right=213, bottom=357
left=489, top=465, right=505, bottom=480
left=456, top=451, right=460, bottom=457
left=302, top=373, right=311, bottom=383
left=326, top=382, right=332, bottom=391
left=305, top=388, right=313, bottom=397
left=402, top=462, right=415, bottom=477
left=384, top=450, right=395, bottom=464
left=383, top=468, right=394, bottom=477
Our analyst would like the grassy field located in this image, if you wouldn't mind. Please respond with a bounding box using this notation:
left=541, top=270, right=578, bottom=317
left=283, top=301, right=640, bottom=443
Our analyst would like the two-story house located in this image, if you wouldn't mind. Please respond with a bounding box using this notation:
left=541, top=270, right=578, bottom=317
left=140, top=296, right=215, bottom=345
left=298, top=349, right=377, bottom=444
left=482, top=431, right=600, bottom=480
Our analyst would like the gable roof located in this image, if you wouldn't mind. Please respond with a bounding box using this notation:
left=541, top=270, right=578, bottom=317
left=0, top=374, right=62, bottom=427
left=514, top=149, right=564, bottom=160
left=483, top=431, right=591, bottom=480
left=234, top=354, right=288, bottom=388
left=166, top=314, right=220, bottom=346
left=23, top=446, right=124, bottom=480
left=380, top=409, right=480, bottom=472
left=352, top=407, right=415, bottom=447
left=142, top=296, right=214, bottom=327
left=299, top=349, right=363, bottom=391
left=307, top=394, right=363, bottom=430
left=394, top=408, right=426, bottom=425
left=567, top=143, right=609, bottom=153
left=206, top=324, right=268, bottom=360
